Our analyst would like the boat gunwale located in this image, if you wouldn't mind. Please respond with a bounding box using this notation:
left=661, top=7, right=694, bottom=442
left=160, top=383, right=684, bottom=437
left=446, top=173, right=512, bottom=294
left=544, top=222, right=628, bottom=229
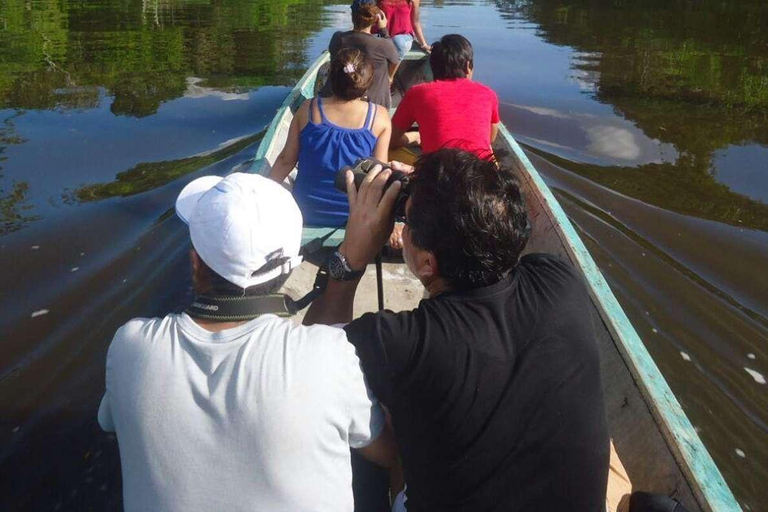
left=496, top=124, right=740, bottom=512
left=250, top=50, right=742, bottom=512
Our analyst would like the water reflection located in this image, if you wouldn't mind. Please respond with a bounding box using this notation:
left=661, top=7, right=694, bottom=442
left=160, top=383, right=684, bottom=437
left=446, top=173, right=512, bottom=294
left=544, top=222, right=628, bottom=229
left=0, top=0, right=329, bottom=115
left=0, top=0, right=767, bottom=510
left=0, top=1, right=337, bottom=509
left=488, top=1, right=768, bottom=508
left=712, top=145, right=768, bottom=204
left=495, top=0, right=768, bottom=231
left=524, top=145, right=768, bottom=233
left=0, top=112, right=36, bottom=235
left=66, top=132, right=262, bottom=203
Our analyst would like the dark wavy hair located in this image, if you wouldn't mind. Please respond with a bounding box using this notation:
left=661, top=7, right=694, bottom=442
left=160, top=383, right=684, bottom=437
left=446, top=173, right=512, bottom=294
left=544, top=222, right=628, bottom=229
left=407, top=149, right=530, bottom=291
left=430, top=34, right=473, bottom=80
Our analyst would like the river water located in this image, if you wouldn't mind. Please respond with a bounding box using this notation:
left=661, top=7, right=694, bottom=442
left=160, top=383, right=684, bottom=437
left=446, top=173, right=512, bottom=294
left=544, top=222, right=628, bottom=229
left=0, top=0, right=766, bottom=510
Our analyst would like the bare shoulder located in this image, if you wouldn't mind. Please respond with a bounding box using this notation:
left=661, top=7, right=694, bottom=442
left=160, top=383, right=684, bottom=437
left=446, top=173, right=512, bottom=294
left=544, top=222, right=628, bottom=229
left=295, top=98, right=313, bottom=127
left=297, top=98, right=312, bottom=117
left=373, top=104, right=391, bottom=134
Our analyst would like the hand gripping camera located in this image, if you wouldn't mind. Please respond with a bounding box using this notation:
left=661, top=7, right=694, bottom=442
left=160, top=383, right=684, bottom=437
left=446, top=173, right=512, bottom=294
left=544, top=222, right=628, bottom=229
left=334, top=158, right=411, bottom=222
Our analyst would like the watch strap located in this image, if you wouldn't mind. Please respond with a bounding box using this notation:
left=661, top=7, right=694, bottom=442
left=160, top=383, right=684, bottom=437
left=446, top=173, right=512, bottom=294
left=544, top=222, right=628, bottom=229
left=330, top=250, right=365, bottom=281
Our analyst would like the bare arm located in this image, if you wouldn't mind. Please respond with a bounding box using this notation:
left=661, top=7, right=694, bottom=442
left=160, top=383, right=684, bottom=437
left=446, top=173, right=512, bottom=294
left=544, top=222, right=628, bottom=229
left=355, top=411, right=404, bottom=496
left=377, top=11, right=390, bottom=39
left=304, top=278, right=359, bottom=326
left=355, top=415, right=398, bottom=469
left=411, top=0, right=430, bottom=51
left=373, top=106, right=392, bottom=162
left=390, top=91, right=418, bottom=149
left=491, top=122, right=500, bottom=143
left=304, top=166, right=401, bottom=326
left=388, top=61, right=399, bottom=83
left=268, top=101, right=307, bottom=183
left=390, top=126, right=420, bottom=149
left=390, top=124, right=406, bottom=149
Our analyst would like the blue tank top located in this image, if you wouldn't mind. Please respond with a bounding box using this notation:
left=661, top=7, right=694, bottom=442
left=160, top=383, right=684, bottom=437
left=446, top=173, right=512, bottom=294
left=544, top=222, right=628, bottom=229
left=294, top=97, right=378, bottom=227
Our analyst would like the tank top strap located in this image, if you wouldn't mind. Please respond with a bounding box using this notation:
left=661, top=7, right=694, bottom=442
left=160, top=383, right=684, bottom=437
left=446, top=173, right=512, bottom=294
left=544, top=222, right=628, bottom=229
left=317, top=96, right=330, bottom=124
left=364, top=102, right=376, bottom=132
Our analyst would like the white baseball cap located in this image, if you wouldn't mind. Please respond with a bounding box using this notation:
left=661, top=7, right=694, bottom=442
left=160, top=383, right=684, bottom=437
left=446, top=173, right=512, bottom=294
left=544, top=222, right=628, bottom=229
left=175, top=173, right=303, bottom=289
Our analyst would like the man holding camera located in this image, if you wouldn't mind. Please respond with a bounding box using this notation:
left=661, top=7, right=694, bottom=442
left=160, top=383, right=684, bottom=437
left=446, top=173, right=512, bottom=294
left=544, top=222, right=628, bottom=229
left=306, top=149, right=610, bottom=511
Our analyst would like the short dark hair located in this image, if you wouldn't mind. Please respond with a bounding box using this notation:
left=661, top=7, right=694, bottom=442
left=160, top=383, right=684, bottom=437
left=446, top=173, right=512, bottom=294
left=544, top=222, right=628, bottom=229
left=329, top=48, right=374, bottom=101
left=196, top=257, right=290, bottom=297
left=429, top=34, right=473, bottom=80
left=407, top=149, right=530, bottom=291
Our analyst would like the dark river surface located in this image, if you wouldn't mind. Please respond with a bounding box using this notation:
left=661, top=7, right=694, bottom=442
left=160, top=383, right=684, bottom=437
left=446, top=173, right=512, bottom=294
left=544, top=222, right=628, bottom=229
left=1, top=0, right=766, bottom=510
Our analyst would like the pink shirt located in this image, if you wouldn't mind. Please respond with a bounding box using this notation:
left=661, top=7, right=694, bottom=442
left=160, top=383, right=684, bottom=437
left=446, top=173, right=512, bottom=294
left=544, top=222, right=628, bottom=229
left=379, top=0, right=414, bottom=36
left=392, top=78, right=500, bottom=159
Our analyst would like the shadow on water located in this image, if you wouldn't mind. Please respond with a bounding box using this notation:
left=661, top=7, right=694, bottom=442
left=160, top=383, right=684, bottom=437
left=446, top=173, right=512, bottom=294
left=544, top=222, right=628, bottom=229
left=0, top=0, right=341, bottom=509
left=0, top=133, right=263, bottom=510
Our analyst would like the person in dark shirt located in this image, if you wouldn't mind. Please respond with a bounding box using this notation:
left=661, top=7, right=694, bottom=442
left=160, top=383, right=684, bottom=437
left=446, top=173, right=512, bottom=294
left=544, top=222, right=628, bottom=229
left=320, top=0, right=400, bottom=108
left=305, top=149, right=610, bottom=511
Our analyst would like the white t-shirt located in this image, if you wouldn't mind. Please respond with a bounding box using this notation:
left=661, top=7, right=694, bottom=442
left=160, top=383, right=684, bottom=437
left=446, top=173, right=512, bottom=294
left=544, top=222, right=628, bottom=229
left=98, top=313, right=383, bottom=512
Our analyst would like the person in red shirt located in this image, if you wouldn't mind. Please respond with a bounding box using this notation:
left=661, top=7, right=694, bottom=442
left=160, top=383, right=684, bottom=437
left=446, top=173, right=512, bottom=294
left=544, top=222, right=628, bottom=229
left=378, top=0, right=430, bottom=59
left=391, top=34, right=500, bottom=160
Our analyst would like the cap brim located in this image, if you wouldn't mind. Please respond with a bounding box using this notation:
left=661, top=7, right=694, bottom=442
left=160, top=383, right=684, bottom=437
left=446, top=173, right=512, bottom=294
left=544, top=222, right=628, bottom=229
left=175, top=175, right=225, bottom=224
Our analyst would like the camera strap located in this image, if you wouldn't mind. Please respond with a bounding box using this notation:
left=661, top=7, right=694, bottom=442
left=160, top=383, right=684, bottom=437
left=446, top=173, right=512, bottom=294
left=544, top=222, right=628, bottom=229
left=185, top=269, right=331, bottom=321
left=186, top=294, right=298, bottom=321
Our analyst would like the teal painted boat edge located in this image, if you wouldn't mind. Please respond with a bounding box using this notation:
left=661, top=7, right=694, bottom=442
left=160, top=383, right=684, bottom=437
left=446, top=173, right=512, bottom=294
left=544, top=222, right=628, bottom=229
left=301, top=227, right=346, bottom=251
left=252, top=52, right=332, bottom=168
left=252, top=106, right=288, bottom=175
left=254, top=47, right=427, bottom=169
left=498, top=123, right=741, bottom=512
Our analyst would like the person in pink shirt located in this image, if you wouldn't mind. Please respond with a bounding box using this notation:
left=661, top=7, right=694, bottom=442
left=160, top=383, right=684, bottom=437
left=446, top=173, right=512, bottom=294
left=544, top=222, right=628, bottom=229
left=378, top=0, right=430, bottom=59
left=390, top=34, right=500, bottom=160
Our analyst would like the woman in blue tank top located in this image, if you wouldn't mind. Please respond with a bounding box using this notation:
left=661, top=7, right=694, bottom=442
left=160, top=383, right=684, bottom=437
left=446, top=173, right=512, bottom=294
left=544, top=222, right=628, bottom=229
left=270, top=49, right=392, bottom=227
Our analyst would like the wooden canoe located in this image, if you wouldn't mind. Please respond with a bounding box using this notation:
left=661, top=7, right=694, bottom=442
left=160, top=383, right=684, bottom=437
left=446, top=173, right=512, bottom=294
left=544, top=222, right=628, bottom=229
left=251, top=50, right=741, bottom=512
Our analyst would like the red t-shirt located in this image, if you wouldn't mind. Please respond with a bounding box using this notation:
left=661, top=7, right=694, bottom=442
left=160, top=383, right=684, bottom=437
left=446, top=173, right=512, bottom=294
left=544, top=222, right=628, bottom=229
left=379, top=0, right=414, bottom=37
left=392, top=78, right=500, bottom=159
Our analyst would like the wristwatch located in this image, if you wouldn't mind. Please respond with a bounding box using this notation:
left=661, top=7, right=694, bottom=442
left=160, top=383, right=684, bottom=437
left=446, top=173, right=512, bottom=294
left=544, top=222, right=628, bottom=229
left=327, top=250, right=365, bottom=281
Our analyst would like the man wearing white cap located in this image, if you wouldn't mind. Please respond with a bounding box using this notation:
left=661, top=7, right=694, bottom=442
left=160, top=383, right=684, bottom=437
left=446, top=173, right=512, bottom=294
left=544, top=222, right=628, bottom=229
left=97, top=173, right=398, bottom=512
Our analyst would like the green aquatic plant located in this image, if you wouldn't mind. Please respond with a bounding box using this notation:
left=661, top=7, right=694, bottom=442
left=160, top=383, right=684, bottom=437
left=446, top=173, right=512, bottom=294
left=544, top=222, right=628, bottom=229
left=0, top=178, right=38, bottom=235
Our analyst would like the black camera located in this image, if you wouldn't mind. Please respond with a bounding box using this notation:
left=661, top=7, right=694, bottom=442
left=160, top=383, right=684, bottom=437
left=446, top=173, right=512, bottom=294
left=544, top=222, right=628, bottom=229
left=335, top=158, right=411, bottom=222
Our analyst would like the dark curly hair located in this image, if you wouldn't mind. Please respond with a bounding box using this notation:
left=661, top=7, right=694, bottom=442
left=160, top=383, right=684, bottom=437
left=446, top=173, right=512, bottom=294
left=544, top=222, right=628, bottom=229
left=407, top=148, right=530, bottom=291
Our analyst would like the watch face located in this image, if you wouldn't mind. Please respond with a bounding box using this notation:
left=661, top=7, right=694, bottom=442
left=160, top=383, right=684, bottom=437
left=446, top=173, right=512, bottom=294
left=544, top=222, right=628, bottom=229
left=328, top=253, right=346, bottom=280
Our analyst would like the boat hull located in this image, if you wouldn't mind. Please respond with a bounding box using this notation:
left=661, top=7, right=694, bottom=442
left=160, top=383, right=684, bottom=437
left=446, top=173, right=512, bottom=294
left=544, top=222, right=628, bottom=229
left=250, top=50, right=741, bottom=512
